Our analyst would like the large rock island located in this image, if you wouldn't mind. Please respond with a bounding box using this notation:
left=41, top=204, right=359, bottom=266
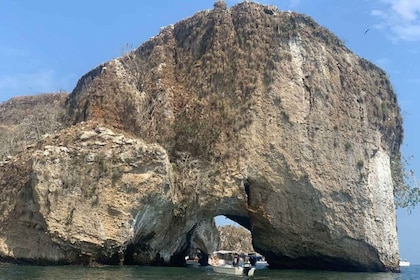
left=0, top=1, right=403, bottom=272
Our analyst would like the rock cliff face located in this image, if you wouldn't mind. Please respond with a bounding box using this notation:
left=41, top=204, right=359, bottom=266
left=0, top=93, right=67, bottom=160
left=0, top=1, right=402, bottom=271
left=0, top=121, right=219, bottom=265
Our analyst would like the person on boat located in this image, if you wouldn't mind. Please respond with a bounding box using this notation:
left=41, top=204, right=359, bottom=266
left=210, top=255, right=220, bottom=266
left=249, top=255, right=257, bottom=266
left=233, top=254, right=239, bottom=267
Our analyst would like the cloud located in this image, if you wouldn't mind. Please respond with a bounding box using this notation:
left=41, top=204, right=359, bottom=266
left=0, top=44, right=77, bottom=102
left=391, top=0, right=420, bottom=21
left=375, top=57, right=392, bottom=68
left=288, top=0, right=301, bottom=8
left=0, top=46, right=29, bottom=59
left=372, top=0, right=420, bottom=41
left=0, top=70, right=64, bottom=99
left=407, top=77, right=420, bottom=84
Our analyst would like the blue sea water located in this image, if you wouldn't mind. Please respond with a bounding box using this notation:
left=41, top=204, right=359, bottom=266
left=0, top=265, right=418, bottom=280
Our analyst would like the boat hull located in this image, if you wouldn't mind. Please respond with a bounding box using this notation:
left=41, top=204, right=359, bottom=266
left=255, top=260, right=269, bottom=269
left=211, top=265, right=256, bottom=276
left=399, top=261, right=410, bottom=267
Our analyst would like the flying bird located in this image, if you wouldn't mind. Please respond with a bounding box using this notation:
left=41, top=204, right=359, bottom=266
left=364, top=28, right=370, bottom=35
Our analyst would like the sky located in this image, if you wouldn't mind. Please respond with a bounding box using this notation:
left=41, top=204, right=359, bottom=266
left=1, top=0, right=419, bottom=265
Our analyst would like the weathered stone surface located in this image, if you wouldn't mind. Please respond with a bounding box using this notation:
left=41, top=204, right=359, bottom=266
left=0, top=1, right=402, bottom=271
left=0, top=121, right=220, bottom=265
left=0, top=93, right=67, bottom=160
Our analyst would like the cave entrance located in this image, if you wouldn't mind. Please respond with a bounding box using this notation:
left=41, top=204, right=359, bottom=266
left=215, top=212, right=251, bottom=230
left=214, top=215, right=255, bottom=252
left=182, top=215, right=255, bottom=267
left=213, top=215, right=267, bottom=268
left=215, top=215, right=241, bottom=227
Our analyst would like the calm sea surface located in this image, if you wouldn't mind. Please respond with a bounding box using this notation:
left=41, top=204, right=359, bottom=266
left=0, top=265, right=418, bottom=280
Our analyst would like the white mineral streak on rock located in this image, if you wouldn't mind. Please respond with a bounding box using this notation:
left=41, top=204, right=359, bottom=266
left=366, top=148, right=398, bottom=265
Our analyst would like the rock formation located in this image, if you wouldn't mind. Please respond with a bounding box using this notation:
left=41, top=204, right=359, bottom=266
left=218, top=225, right=254, bottom=253
left=0, top=93, right=67, bottom=160
left=0, top=1, right=403, bottom=271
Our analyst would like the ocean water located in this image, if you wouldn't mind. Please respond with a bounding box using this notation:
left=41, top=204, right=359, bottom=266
left=0, top=265, right=418, bottom=280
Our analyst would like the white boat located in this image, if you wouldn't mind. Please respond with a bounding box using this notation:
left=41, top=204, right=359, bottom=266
left=211, top=263, right=255, bottom=276
left=248, top=252, right=269, bottom=269
left=399, top=258, right=410, bottom=267
left=255, top=260, right=269, bottom=269
left=210, top=250, right=256, bottom=276
left=185, top=256, right=200, bottom=267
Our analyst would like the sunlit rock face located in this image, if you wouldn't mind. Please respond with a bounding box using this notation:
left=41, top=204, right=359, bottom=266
left=0, top=1, right=402, bottom=272
left=0, top=121, right=220, bottom=265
